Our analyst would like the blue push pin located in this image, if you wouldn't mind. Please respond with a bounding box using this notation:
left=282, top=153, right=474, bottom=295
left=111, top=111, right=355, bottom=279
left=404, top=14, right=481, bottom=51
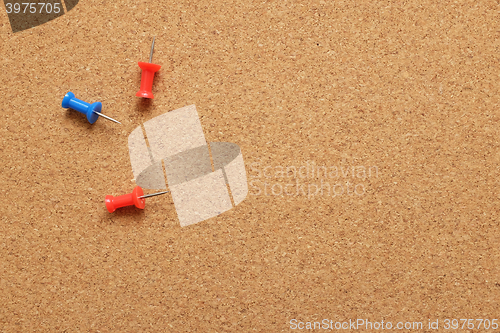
left=62, top=92, right=121, bottom=124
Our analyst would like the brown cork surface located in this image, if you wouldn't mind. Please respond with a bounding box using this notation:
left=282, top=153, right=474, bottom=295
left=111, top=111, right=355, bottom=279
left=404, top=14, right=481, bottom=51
left=1, top=0, right=500, bottom=331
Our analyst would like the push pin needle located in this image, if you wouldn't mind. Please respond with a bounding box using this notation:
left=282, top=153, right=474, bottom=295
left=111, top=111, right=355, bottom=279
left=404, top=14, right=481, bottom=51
left=105, top=186, right=170, bottom=213
left=95, top=112, right=121, bottom=124
left=139, top=190, right=169, bottom=199
left=149, top=36, right=155, bottom=63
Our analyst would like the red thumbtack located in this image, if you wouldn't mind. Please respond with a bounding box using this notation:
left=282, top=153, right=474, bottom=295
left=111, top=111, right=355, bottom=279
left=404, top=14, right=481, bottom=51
left=136, top=37, right=161, bottom=99
left=105, top=186, right=169, bottom=213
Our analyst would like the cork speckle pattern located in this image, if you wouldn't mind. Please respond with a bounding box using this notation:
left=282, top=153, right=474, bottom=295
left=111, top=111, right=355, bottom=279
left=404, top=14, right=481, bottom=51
left=1, top=0, right=499, bottom=331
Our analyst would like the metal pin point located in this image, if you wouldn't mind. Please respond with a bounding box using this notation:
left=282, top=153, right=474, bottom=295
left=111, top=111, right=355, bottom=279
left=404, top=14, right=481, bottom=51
left=93, top=111, right=121, bottom=124
left=149, top=36, right=155, bottom=63
left=138, top=190, right=170, bottom=199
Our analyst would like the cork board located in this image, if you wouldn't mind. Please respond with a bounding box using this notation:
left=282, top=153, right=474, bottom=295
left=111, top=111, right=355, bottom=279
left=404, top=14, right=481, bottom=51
left=1, top=0, right=500, bottom=331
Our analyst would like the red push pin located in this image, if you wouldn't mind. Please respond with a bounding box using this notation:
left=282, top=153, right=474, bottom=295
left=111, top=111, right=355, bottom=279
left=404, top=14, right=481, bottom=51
left=105, top=186, right=169, bottom=213
left=136, top=37, right=161, bottom=99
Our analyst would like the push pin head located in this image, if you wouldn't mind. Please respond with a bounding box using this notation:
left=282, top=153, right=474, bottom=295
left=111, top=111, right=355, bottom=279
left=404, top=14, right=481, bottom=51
left=62, top=92, right=121, bottom=124
left=105, top=186, right=169, bottom=213
left=136, top=37, right=161, bottom=99
left=105, top=186, right=145, bottom=213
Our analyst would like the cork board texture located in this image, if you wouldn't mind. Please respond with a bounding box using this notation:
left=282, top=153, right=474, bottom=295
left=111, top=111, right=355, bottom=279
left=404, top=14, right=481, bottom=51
left=1, top=0, right=499, bottom=331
